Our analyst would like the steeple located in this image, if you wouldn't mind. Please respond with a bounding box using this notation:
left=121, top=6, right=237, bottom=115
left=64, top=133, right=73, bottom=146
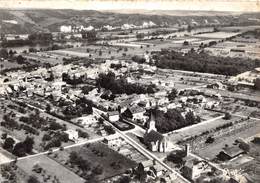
left=147, top=112, right=157, bottom=133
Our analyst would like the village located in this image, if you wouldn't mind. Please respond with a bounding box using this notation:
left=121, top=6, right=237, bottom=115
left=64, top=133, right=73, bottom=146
left=0, top=7, right=260, bottom=183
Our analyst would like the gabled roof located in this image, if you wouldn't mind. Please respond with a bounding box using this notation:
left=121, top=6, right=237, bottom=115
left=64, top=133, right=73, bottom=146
left=128, top=105, right=145, bottom=114
left=222, top=146, right=244, bottom=158
left=108, top=111, right=119, bottom=116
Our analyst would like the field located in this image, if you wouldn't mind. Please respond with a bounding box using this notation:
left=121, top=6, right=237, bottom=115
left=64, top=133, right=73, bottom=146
left=166, top=113, right=240, bottom=143
left=16, top=154, right=85, bottom=183
left=218, top=25, right=260, bottom=32
left=206, top=41, right=260, bottom=59
left=0, top=60, right=24, bottom=70
left=194, top=31, right=240, bottom=39
left=50, top=141, right=137, bottom=181
left=23, top=52, right=64, bottom=65
left=193, top=118, right=260, bottom=160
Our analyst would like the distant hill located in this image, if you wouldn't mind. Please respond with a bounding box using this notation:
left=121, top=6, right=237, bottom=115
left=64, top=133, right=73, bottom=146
left=0, top=9, right=259, bottom=34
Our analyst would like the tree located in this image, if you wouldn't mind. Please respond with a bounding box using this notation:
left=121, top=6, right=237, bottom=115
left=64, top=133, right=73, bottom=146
left=185, top=111, right=197, bottom=124
left=104, top=125, right=115, bottom=135
left=168, top=88, right=178, bottom=101
left=86, top=30, right=97, bottom=42
left=135, top=163, right=146, bottom=181
left=23, top=136, right=34, bottom=153
left=132, top=55, right=146, bottom=64
left=136, top=33, right=144, bottom=40
left=45, top=71, right=54, bottom=81
left=8, top=49, right=15, bottom=57
left=3, top=137, right=15, bottom=151
left=223, top=112, right=231, bottom=120
left=12, top=142, right=26, bottom=157
left=183, top=40, right=189, bottom=46
left=254, top=77, right=260, bottom=90
left=28, top=175, right=40, bottom=183
left=205, top=136, right=215, bottom=144
left=187, top=25, right=192, bottom=32
left=167, top=150, right=186, bottom=165
left=69, top=151, right=79, bottom=164
left=92, top=165, right=103, bottom=175
left=1, top=133, right=7, bottom=139
left=42, top=134, right=51, bottom=141
left=0, top=48, right=8, bottom=59
left=117, top=176, right=131, bottom=183
left=46, top=104, right=51, bottom=113
left=16, top=55, right=25, bottom=64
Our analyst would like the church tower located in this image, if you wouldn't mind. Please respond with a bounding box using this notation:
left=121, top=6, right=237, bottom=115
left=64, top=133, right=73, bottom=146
left=147, top=112, right=157, bottom=133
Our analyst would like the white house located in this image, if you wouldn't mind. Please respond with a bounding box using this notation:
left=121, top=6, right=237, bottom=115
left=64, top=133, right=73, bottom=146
left=60, top=25, right=72, bottom=33
left=182, top=158, right=211, bottom=180
left=107, top=111, right=120, bottom=122
left=65, top=129, right=79, bottom=142
left=123, top=105, right=147, bottom=122
left=76, top=115, right=98, bottom=127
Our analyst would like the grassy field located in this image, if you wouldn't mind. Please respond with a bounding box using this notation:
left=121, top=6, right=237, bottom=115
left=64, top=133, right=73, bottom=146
left=195, top=119, right=260, bottom=160
left=167, top=114, right=241, bottom=143
left=194, top=31, right=240, bottom=39
left=51, top=141, right=137, bottom=181
left=17, top=154, right=85, bottom=183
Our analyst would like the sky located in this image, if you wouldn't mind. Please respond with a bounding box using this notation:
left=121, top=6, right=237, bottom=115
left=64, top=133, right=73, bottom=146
left=0, top=0, right=259, bottom=12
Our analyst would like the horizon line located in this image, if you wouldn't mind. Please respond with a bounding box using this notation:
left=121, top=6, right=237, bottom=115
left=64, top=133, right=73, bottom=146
left=0, top=0, right=259, bottom=12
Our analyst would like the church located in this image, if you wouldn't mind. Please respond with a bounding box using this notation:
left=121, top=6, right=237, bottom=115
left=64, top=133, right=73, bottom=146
left=143, top=113, right=170, bottom=153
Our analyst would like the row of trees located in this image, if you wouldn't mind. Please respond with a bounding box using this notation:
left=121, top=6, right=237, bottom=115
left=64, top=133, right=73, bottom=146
left=0, top=48, right=26, bottom=64
left=1, top=33, right=53, bottom=47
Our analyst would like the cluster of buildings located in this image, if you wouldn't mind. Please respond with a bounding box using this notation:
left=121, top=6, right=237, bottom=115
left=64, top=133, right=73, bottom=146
left=60, top=25, right=94, bottom=33
left=59, top=21, right=157, bottom=33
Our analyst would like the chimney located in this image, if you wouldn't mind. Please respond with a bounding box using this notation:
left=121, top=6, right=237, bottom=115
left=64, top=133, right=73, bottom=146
left=185, top=144, right=190, bottom=157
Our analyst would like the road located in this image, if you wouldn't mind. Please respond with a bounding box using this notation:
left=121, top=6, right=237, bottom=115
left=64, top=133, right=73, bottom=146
left=1, top=99, right=241, bottom=182
left=93, top=110, right=190, bottom=183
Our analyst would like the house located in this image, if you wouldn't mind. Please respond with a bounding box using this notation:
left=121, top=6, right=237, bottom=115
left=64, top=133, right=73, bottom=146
left=207, top=82, right=226, bottom=90
left=76, top=115, right=98, bottom=127
left=123, top=105, right=147, bottom=122
left=182, top=157, right=211, bottom=180
left=229, top=170, right=249, bottom=183
left=65, top=129, right=78, bottom=142
left=52, top=81, right=66, bottom=92
left=150, top=164, right=166, bottom=177
left=107, top=111, right=120, bottom=122
left=143, top=114, right=169, bottom=153
left=60, top=25, right=72, bottom=33
left=217, top=146, right=245, bottom=161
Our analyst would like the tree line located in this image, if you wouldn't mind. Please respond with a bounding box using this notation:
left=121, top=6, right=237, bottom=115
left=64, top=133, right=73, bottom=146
left=148, top=49, right=260, bottom=76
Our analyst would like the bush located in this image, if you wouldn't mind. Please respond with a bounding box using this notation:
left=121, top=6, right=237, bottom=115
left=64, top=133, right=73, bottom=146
left=223, top=112, right=232, bottom=120
left=205, top=136, right=215, bottom=144
left=104, top=125, right=115, bottom=135
left=77, top=129, right=89, bottom=139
